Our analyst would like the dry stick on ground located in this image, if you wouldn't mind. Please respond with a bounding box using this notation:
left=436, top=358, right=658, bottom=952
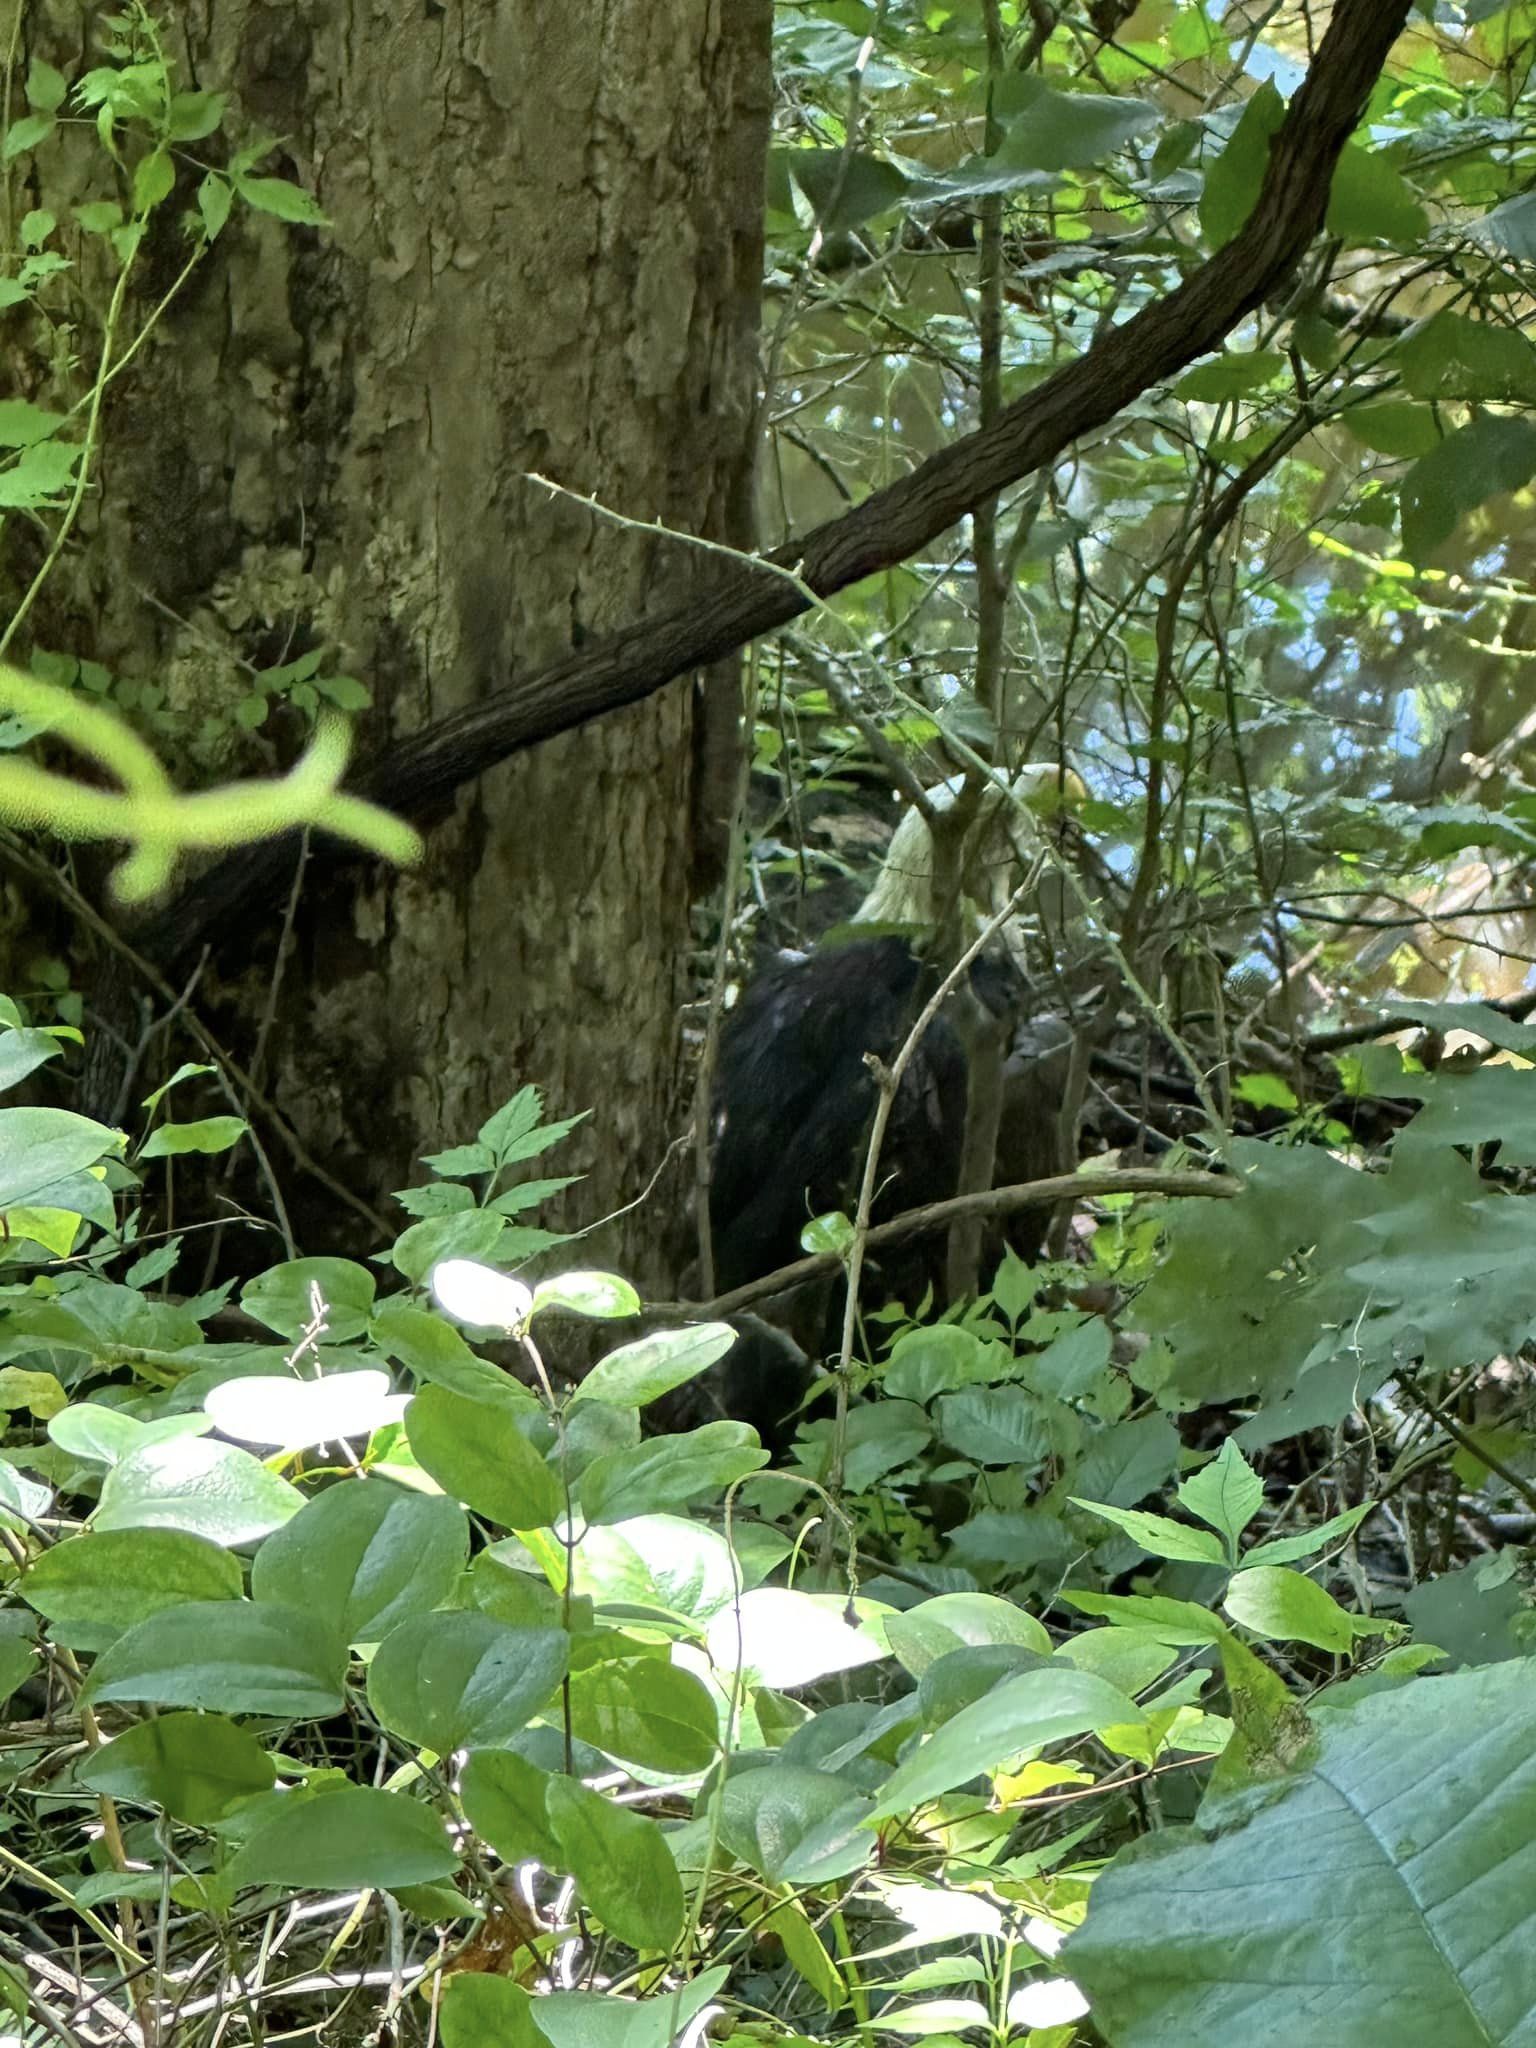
left=134, top=0, right=1412, bottom=971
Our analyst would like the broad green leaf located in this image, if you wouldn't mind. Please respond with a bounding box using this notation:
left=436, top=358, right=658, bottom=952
left=886, top=1594, right=1052, bottom=1678
left=440, top=1977, right=547, bottom=2048
left=0, top=1367, right=64, bottom=1417
left=240, top=1258, right=377, bottom=1342
left=1401, top=414, right=1536, bottom=565
left=1029, top=1317, right=1113, bottom=1400
left=461, top=1748, right=560, bottom=1867
left=936, top=1387, right=1052, bottom=1470
left=441, top=1971, right=728, bottom=2048
left=0, top=1026, right=63, bottom=1087
left=1242, top=1502, right=1373, bottom=1567
left=1199, top=82, right=1283, bottom=249
left=406, top=1385, right=562, bottom=1529
left=95, top=1438, right=303, bottom=1546
left=366, top=1611, right=568, bottom=1752
left=47, top=1404, right=208, bottom=1468
left=1065, top=1660, right=1536, bottom=2047
left=391, top=1209, right=505, bottom=1284
left=370, top=1297, right=530, bottom=1405
left=139, top=1116, right=247, bottom=1159
left=546, top=1775, right=686, bottom=1950
left=204, top=1370, right=404, bottom=1450
left=1069, top=1499, right=1227, bottom=1565
left=0, top=1107, right=120, bottom=1210
left=575, top=1423, right=766, bottom=1522
left=566, top=1515, right=743, bottom=1623
left=21, top=1527, right=241, bottom=1648
left=251, top=1481, right=468, bottom=1643
left=1174, top=351, right=1286, bottom=403
left=1057, top=1591, right=1226, bottom=1644
left=234, top=176, right=329, bottom=227
left=882, top=1324, right=997, bottom=1403
left=85, top=1601, right=346, bottom=1716
left=705, top=1589, right=889, bottom=1690
left=572, top=1322, right=736, bottom=1407
left=529, top=1270, right=640, bottom=1321
left=1177, top=1440, right=1262, bottom=1552
left=565, top=1658, right=718, bottom=1773
left=77, top=1711, right=274, bottom=1823
left=229, top=1785, right=456, bottom=1891
left=1399, top=309, right=1536, bottom=405
left=867, top=1669, right=1143, bottom=1820
left=782, top=146, right=909, bottom=232
left=1223, top=1565, right=1378, bottom=1653
left=719, top=1764, right=876, bottom=1884
left=1325, top=145, right=1427, bottom=245
left=988, top=80, right=1157, bottom=173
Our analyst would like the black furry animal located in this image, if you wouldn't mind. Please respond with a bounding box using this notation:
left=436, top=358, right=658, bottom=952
left=710, top=935, right=969, bottom=1301
left=704, top=935, right=1073, bottom=1450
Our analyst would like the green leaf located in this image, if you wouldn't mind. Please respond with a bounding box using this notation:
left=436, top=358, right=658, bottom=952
left=204, top=1370, right=403, bottom=1450
left=705, top=1588, right=889, bottom=1690
left=1223, top=1565, right=1377, bottom=1653
left=85, top=1601, right=346, bottom=1716
left=133, top=146, right=174, bottom=213
left=1065, top=1660, right=1536, bottom=2047
left=21, top=1527, right=241, bottom=1649
left=77, top=1711, right=275, bottom=1823
left=461, top=1748, right=561, bottom=1867
left=565, top=1658, right=718, bottom=1774
left=241, top=1257, right=377, bottom=1342
left=987, top=80, right=1158, bottom=174
left=546, top=1774, right=686, bottom=1950
left=1398, top=310, right=1536, bottom=405
left=233, top=175, right=329, bottom=226
left=720, top=1765, right=875, bottom=1884
left=140, top=1116, right=247, bottom=1158
left=366, top=1611, right=568, bottom=1752
left=1401, top=414, right=1536, bottom=566
left=370, top=1297, right=527, bottom=1404
left=1174, top=350, right=1286, bottom=402
left=25, top=60, right=66, bottom=112
left=1073, top=1499, right=1236, bottom=1556
left=197, top=173, right=233, bottom=241
left=1242, top=1502, right=1373, bottom=1568
left=886, top=1594, right=1052, bottom=1678
left=251, top=1480, right=468, bottom=1643
left=883, top=1325, right=997, bottom=1403
left=1325, top=144, right=1427, bottom=246
left=782, top=147, right=909, bottom=232
left=936, top=1388, right=1052, bottom=1470
left=867, top=1668, right=1142, bottom=1821
left=1199, top=82, right=1283, bottom=249
left=1177, top=1440, right=1262, bottom=1552
left=575, top=1423, right=766, bottom=1522
left=0, top=405, right=65, bottom=451
left=1058, top=1590, right=1226, bottom=1644
left=47, top=1404, right=208, bottom=1469
left=529, top=1270, right=641, bottom=1321
left=0, top=1107, right=120, bottom=1209
left=4, top=112, right=54, bottom=160
left=573, top=1322, right=736, bottom=1407
left=95, top=1438, right=303, bottom=1546
left=405, top=1385, right=563, bottom=1530
left=229, top=1786, right=457, bottom=1891
left=440, top=1978, right=548, bottom=2048
left=167, top=90, right=226, bottom=141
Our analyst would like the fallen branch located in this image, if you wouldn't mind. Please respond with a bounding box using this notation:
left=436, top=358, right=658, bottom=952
left=662, top=1163, right=1239, bottom=1321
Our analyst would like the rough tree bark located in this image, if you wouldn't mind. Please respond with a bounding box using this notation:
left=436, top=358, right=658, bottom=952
left=35, top=2, right=772, bottom=1276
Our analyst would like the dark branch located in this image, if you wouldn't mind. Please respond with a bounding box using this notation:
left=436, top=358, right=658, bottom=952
left=137, top=0, right=1411, bottom=967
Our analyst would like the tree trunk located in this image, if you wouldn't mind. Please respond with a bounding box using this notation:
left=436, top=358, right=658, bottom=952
left=38, top=2, right=770, bottom=1284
